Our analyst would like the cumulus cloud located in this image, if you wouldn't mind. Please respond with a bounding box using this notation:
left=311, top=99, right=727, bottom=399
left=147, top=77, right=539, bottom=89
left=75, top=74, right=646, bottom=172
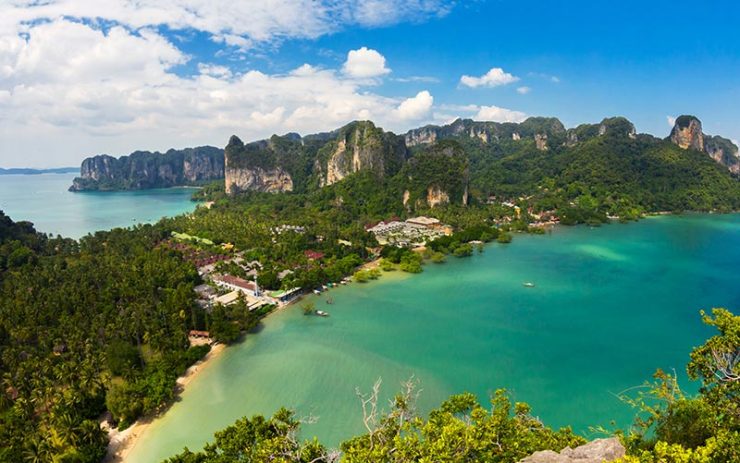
left=394, top=91, right=433, bottom=121
left=0, top=0, right=461, bottom=166
left=516, top=86, right=531, bottom=95
left=474, top=105, right=527, bottom=123
left=460, top=67, right=519, bottom=88
left=0, top=15, right=445, bottom=166
left=667, top=115, right=677, bottom=127
left=343, top=47, right=391, bottom=78
left=2, top=0, right=455, bottom=49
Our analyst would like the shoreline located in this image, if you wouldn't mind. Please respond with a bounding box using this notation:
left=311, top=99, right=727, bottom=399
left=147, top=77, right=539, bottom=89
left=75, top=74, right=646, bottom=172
left=104, top=343, right=227, bottom=463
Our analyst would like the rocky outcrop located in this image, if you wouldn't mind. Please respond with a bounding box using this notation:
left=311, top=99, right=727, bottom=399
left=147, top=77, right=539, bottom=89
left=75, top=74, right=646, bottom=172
left=319, top=121, right=407, bottom=187
left=518, top=438, right=625, bottom=463
left=670, top=115, right=704, bottom=151
left=535, top=133, right=549, bottom=151
left=224, top=136, right=294, bottom=195
left=426, top=185, right=450, bottom=208
left=669, top=115, right=740, bottom=172
left=225, top=165, right=292, bottom=194
left=405, top=117, right=566, bottom=149
left=69, top=146, right=224, bottom=191
left=599, top=117, right=637, bottom=139
left=705, top=135, right=740, bottom=174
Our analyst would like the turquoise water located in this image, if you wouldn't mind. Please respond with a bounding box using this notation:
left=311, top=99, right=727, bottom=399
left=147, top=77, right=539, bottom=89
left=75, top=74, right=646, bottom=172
left=0, top=173, right=198, bottom=238
left=126, top=214, right=740, bottom=463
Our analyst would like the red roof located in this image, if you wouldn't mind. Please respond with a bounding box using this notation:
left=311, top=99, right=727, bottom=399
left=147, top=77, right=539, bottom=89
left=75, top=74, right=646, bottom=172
left=304, top=250, right=325, bottom=260
left=219, top=275, right=257, bottom=291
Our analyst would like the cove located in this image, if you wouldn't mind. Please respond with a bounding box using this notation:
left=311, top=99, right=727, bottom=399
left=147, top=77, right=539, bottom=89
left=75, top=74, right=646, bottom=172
left=126, top=214, right=740, bottom=463
left=0, top=173, right=198, bottom=238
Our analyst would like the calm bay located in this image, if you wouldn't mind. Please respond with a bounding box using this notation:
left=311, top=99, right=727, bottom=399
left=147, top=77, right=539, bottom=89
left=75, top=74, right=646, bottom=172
left=125, top=213, right=740, bottom=463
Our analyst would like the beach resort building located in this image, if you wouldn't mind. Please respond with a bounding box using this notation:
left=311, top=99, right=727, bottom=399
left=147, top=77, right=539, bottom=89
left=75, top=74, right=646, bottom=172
left=213, top=274, right=262, bottom=297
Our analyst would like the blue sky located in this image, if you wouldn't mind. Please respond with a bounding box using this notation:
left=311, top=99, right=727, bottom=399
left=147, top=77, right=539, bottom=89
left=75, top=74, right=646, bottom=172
left=0, top=0, right=738, bottom=167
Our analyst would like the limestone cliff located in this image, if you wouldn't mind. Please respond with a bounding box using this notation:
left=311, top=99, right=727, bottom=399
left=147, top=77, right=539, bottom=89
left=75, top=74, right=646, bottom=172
left=426, top=186, right=450, bottom=208
left=404, top=140, right=469, bottom=208
left=670, top=115, right=704, bottom=151
left=669, top=115, right=740, bottom=173
left=404, top=117, right=567, bottom=150
left=705, top=135, right=740, bottom=174
left=69, top=146, right=224, bottom=191
left=223, top=136, right=294, bottom=195
left=317, top=121, right=407, bottom=187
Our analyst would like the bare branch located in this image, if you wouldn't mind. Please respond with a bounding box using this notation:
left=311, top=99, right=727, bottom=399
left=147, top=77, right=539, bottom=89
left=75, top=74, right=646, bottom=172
left=356, top=377, right=382, bottom=449
left=712, top=348, right=740, bottom=382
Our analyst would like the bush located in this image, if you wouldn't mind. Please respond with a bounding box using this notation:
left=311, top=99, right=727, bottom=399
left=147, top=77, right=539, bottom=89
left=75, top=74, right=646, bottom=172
left=453, top=243, right=473, bottom=257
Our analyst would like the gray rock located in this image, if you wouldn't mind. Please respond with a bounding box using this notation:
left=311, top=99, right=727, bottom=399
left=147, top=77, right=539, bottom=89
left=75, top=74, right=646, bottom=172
left=518, top=438, right=626, bottom=463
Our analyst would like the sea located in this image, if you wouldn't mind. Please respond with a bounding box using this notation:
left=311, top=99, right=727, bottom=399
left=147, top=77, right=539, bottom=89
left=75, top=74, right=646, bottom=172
left=121, top=213, right=740, bottom=463
left=0, top=173, right=198, bottom=238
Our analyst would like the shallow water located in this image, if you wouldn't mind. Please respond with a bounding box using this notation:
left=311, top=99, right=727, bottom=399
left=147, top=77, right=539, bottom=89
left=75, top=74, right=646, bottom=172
left=127, top=214, right=740, bottom=463
left=0, top=173, right=198, bottom=238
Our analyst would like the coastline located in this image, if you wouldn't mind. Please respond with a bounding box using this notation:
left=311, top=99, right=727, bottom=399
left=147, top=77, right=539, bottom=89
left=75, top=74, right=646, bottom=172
left=104, top=343, right=227, bottom=463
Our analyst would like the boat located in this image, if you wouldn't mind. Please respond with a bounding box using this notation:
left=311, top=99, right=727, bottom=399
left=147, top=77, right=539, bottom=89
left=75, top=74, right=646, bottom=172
left=313, top=289, right=321, bottom=295
left=315, top=310, right=330, bottom=317
left=523, top=282, right=535, bottom=288
left=326, top=297, right=334, bottom=305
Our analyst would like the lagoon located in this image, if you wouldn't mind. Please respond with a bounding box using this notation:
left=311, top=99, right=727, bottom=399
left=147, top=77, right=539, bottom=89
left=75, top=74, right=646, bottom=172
left=126, top=213, right=740, bottom=463
left=0, top=173, right=198, bottom=238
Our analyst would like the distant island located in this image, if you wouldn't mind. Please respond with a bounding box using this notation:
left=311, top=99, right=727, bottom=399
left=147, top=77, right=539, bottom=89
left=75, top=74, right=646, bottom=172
left=0, top=167, right=78, bottom=175
left=68, top=146, right=224, bottom=191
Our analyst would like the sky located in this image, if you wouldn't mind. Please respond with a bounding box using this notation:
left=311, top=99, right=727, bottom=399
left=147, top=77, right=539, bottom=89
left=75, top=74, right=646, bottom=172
left=1, top=0, right=739, bottom=168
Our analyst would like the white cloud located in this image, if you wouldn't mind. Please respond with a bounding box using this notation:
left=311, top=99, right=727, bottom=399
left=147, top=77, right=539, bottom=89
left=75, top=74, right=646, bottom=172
left=474, top=105, right=527, bottom=123
left=460, top=67, right=519, bottom=88
left=0, top=17, right=443, bottom=166
left=343, top=47, right=391, bottom=78
left=394, top=90, right=433, bottom=121
left=0, top=2, right=459, bottom=166
left=667, top=115, right=677, bottom=127
left=516, top=86, right=531, bottom=95
left=528, top=72, right=560, bottom=83
left=395, top=76, right=440, bottom=83
left=2, top=0, right=455, bottom=50
left=731, top=139, right=739, bottom=150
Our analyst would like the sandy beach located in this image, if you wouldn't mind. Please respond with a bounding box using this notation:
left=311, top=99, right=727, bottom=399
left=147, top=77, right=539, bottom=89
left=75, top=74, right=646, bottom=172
left=104, top=343, right=226, bottom=463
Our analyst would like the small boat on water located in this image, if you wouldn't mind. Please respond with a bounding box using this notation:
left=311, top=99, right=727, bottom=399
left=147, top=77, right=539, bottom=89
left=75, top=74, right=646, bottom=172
left=326, top=298, right=334, bottom=305
left=523, top=282, right=535, bottom=288
left=315, top=310, right=330, bottom=317
left=313, top=289, right=321, bottom=295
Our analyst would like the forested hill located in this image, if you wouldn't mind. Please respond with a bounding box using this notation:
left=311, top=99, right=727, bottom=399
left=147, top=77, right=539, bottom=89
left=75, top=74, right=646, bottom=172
left=223, top=115, right=740, bottom=214
left=69, top=146, right=224, bottom=191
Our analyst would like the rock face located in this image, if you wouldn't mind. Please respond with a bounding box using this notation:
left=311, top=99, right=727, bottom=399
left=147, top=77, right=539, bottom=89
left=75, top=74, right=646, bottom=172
left=705, top=135, right=740, bottom=174
left=535, top=133, right=549, bottom=151
left=224, top=136, right=294, bottom=195
left=669, top=115, right=740, bottom=172
left=670, top=115, right=704, bottom=151
left=318, top=121, right=407, bottom=187
left=518, top=438, right=626, bottom=463
left=69, top=146, right=224, bottom=191
left=426, top=185, right=450, bottom=208
left=404, top=117, right=567, bottom=149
